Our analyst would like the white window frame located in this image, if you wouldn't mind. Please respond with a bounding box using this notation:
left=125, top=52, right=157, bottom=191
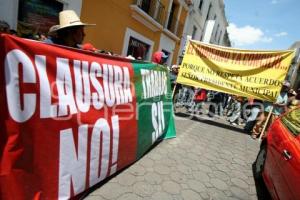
left=122, top=27, right=154, bottom=61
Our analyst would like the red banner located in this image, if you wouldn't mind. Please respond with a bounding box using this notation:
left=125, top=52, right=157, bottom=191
left=0, top=35, right=140, bottom=199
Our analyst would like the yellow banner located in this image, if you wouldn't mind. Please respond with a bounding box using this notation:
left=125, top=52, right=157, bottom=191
left=177, top=40, right=295, bottom=102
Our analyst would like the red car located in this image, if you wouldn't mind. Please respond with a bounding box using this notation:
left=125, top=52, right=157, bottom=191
left=254, top=107, right=300, bottom=200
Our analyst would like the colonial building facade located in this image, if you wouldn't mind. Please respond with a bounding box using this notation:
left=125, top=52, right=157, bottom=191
left=80, top=0, right=189, bottom=65
left=178, top=0, right=230, bottom=63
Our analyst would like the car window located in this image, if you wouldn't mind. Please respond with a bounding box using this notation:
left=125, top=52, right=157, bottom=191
left=281, top=108, right=300, bottom=137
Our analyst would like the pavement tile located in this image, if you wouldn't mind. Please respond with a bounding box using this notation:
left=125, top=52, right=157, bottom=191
left=116, top=193, right=143, bottom=200
left=128, top=165, right=146, bottom=176
left=150, top=191, right=174, bottom=200
left=187, top=179, right=206, bottom=193
left=230, top=186, right=250, bottom=200
left=138, top=157, right=154, bottom=168
left=162, top=180, right=181, bottom=194
left=207, top=188, right=227, bottom=200
left=117, top=173, right=136, bottom=186
left=210, top=178, right=229, bottom=190
left=193, top=171, right=210, bottom=182
left=92, top=182, right=129, bottom=199
left=132, top=181, right=156, bottom=197
left=154, top=164, right=171, bottom=175
left=144, top=171, right=162, bottom=185
left=231, top=177, right=249, bottom=189
left=181, top=189, right=203, bottom=200
left=170, top=171, right=188, bottom=183
left=213, top=170, right=230, bottom=181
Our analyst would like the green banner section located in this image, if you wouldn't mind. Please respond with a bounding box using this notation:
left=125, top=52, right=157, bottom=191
left=164, top=104, right=176, bottom=140
left=132, top=62, right=176, bottom=159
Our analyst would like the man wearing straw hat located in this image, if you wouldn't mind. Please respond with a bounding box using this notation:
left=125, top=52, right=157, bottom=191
left=49, top=10, right=95, bottom=48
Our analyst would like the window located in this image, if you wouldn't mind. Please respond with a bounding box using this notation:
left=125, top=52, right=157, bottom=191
left=200, top=31, right=204, bottom=41
left=218, top=31, right=222, bottom=44
left=205, top=3, right=212, bottom=21
left=214, top=24, right=219, bottom=40
left=127, top=37, right=150, bottom=60
left=122, top=28, right=154, bottom=61
left=140, top=0, right=152, bottom=13
left=167, top=2, right=176, bottom=30
left=198, top=0, right=203, bottom=11
left=281, top=108, right=300, bottom=136
left=192, top=25, right=197, bottom=39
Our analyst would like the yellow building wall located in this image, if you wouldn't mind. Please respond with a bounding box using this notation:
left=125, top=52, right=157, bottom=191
left=81, top=0, right=132, bottom=54
left=81, top=0, right=161, bottom=55
left=80, top=0, right=187, bottom=64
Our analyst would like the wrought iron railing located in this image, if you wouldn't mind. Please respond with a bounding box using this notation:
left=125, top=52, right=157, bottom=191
left=134, top=0, right=166, bottom=25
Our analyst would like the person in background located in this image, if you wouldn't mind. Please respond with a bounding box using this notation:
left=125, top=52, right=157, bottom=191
left=226, top=96, right=243, bottom=126
left=244, top=99, right=263, bottom=134
left=152, top=51, right=169, bottom=65
left=251, top=81, right=290, bottom=139
left=46, top=10, right=95, bottom=48
left=170, top=65, right=179, bottom=88
left=36, top=33, right=47, bottom=41
left=81, top=42, right=98, bottom=52
left=287, top=89, right=299, bottom=111
left=288, top=88, right=297, bottom=103
left=296, top=88, right=300, bottom=100
left=188, top=88, right=207, bottom=115
left=9, top=29, right=17, bottom=36
left=0, top=20, right=10, bottom=34
left=43, top=24, right=60, bottom=44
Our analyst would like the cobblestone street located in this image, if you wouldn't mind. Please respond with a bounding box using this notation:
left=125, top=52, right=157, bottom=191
left=84, top=113, right=263, bottom=200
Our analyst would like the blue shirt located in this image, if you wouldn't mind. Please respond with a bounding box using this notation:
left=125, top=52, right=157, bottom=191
left=264, top=92, right=288, bottom=115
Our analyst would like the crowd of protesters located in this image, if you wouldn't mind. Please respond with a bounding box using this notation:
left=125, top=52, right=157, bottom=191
left=173, top=79, right=300, bottom=139
left=1, top=10, right=299, bottom=140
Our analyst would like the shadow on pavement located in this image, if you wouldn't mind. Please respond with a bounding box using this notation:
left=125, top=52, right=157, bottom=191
left=251, top=163, right=272, bottom=200
left=78, top=139, right=163, bottom=200
left=175, top=111, right=249, bottom=135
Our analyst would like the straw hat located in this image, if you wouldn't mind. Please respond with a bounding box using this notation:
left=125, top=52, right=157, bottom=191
left=56, top=10, right=95, bottom=31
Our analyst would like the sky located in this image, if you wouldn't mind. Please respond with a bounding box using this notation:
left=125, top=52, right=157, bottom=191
left=224, top=0, right=300, bottom=50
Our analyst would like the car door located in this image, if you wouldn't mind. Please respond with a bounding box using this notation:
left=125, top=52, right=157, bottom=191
left=266, top=116, right=293, bottom=200
left=277, top=108, right=300, bottom=200
left=267, top=108, right=300, bottom=200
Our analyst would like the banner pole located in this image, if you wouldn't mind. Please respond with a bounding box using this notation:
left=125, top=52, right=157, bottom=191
left=172, top=83, right=177, bottom=99
left=258, top=106, right=274, bottom=142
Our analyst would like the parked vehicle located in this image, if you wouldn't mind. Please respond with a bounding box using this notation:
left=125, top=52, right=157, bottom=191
left=254, top=107, right=300, bottom=200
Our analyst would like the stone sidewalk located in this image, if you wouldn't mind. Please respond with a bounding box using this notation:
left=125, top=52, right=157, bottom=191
left=84, top=114, right=261, bottom=200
